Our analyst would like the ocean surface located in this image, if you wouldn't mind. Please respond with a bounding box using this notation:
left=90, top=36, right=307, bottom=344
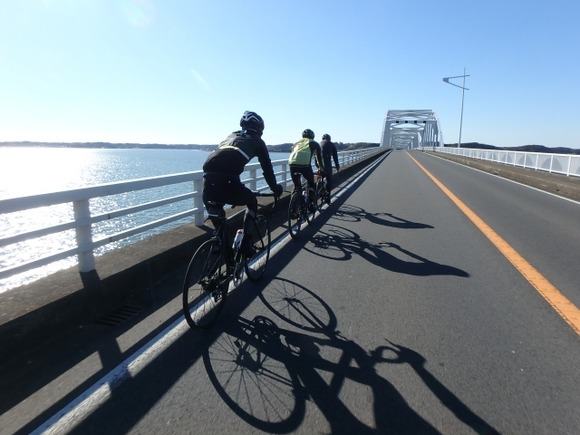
left=0, top=147, right=289, bottom=292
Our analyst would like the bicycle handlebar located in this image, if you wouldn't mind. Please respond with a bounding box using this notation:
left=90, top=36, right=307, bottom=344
left=254, top=191, right=279, bottom=208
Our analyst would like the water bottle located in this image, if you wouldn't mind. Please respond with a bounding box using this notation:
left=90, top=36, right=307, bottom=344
left=302, top=189, right=308, bottom=207
left=232, top=229, right=244, bottom=251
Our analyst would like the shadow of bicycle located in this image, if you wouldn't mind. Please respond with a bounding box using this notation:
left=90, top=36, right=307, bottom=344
left=203, top=279, right=498, bottom=434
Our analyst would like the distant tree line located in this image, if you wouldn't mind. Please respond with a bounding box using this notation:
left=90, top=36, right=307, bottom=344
left=0, top=141, right=381, bottom=152
left=1, top=141, right=577, bottom=154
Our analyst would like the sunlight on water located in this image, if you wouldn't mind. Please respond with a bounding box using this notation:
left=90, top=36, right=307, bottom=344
left=0, top=147, right=100, bottom=198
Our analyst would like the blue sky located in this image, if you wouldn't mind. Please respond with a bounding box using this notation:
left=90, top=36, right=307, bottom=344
left=1, top=0, right=579, bottom=148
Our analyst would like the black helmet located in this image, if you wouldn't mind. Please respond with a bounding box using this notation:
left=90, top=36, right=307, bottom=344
left=322, top=133, right=331, bottom=140
left=302, top=129, right=315, bottom=139
left=240, top=111, right=264, bottom=133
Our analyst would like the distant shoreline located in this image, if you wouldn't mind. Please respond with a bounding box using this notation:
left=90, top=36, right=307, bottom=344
left=0, top=141, right=380, bottom=153
left=0, top=142, right=218, bottom=151
left=0, top=141, right=578, bottom=154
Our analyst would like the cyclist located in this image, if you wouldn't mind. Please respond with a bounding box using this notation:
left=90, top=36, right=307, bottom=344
left=288, top=129, right=323, bottom=212
left=202, top=110, right=283, bottom=255
left=320, top=133, right=340, bottom=204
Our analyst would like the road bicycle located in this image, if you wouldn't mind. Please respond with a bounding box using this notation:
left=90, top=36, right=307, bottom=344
left=315, top=171, right=330, bottom=211
left=287, top=175, right=317, bottom=239
left=182, top=192, right=276, bottom=330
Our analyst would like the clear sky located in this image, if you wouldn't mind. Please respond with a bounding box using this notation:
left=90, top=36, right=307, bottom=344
left=1, top=0, right=579, bottom=148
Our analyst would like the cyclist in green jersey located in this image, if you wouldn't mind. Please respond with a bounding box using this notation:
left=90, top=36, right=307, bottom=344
left=288, top=129, right=323, bottom=211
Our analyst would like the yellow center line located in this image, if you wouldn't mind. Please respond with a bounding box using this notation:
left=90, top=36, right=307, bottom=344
left=407, top=152, right=580, bottom=335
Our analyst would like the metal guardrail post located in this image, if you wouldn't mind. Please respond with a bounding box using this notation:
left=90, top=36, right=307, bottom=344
left=248, top=168, right=257, bottom=191
left=73, top=199, right=95, bottom=273
left=193, top=178, right=204, bottom=226
left=281, top=162, right=289, bottom=190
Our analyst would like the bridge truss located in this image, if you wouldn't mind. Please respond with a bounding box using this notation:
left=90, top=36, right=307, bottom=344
left=380, top=110, right=443, bottom=149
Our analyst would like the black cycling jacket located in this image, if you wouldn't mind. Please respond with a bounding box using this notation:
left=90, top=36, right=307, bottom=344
left=321, top=138, right=340, bottom=171
left=203, top=130, right=278, bottom=189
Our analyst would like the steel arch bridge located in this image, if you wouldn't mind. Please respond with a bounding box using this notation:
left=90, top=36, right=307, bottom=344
left=380, top=110, right=443, bottom=149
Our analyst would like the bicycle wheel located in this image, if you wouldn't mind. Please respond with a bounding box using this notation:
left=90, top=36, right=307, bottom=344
left=288, top=191, right=303, bottom=239
left=315, top=180, right=324, bottom=211
left=244, top=214, right=271, bottom=281
left=305, top=192, right=316, bottom=224
left=182, top=239, right=228, bottom=330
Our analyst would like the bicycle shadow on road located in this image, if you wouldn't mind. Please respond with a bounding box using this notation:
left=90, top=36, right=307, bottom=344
left=332, top=203, right=434, bottom=230
left=305, top=221, right=469, bottom=278
left=203, top=279, right=498, bottom=434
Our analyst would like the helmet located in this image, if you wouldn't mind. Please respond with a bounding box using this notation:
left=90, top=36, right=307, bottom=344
left=322, top=133, right=331, bottom=140
left=240, top=111, right=265, bottom=133
left=302, top=129, right=315, bottom=139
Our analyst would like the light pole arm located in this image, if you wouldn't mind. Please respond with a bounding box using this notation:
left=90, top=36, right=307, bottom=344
left=442, top=69, right=470, bottom=148
left=442, top=76, right=470, bottom=90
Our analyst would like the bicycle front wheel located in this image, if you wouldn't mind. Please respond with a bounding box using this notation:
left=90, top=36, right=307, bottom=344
left=245, top=214, right=271, bottom=281
left=288, top=192, right=303, bottom=239
left=182, top=239, right=228, bottom=330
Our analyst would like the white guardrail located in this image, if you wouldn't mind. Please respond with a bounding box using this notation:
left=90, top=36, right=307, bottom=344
left=0, top=148, right=382, bottom=284
left=434, top=147, right=580, bottom=178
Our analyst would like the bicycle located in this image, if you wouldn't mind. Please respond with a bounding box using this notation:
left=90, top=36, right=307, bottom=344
left=182, top=192, right=277, bottom=330
left=315, top=171, right=329, bottom=211
left=287, top=175, right=317, bottom=239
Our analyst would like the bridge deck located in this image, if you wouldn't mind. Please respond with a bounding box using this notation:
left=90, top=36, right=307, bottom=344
left=1, top=150, right=579, bottom=434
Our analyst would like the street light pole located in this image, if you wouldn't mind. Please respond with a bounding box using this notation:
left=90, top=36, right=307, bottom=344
left=443, top=68, right=470, bottom=148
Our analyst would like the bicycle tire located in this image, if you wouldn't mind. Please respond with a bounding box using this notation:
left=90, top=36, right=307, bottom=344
left=288, top=191, right=303, bottom=239
left=244, top=214, right=271, bottom=281
left=315, top=179, right=326, bottom=211
left=305, top=194, right=316, bottom=224
left=182, top=239, right=228, bottom=330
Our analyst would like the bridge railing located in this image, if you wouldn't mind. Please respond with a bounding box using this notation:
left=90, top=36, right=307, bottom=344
left=0, top=148, right=381, bottom=288
left=434, top=147, right=580, bottom=178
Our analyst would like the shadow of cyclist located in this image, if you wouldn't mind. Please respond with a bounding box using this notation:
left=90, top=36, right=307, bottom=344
left=378, top=340, right=500, bottom=435
left=332, top=204, right=434, bottom=230
left=304, top=222, right=469, bottom=277
left=205, top=313, right=439, bottom=434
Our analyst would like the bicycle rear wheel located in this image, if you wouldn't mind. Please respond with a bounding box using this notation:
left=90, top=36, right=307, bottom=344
left=288, top=191, right=303, bottom=239
left=182, top=239, right=228, bottom=330
left=244, top=214, right=271, bottom=281
left=305, top=193, right=316, bottom=224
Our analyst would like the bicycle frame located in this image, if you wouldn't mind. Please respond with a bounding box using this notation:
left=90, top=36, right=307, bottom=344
left=209, top=191, right=277, bottom=275
left=183, top=191, right=277, bottom=330
left=212, top=218, right=238, bottom=277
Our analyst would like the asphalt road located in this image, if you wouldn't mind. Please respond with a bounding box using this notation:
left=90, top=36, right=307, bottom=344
left=2, top=150, right=579, bottom=434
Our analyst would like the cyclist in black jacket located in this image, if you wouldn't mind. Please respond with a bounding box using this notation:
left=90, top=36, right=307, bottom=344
left=202, top=111, right=283, bottom=253
left=320, top=133, right=340, bottom=204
